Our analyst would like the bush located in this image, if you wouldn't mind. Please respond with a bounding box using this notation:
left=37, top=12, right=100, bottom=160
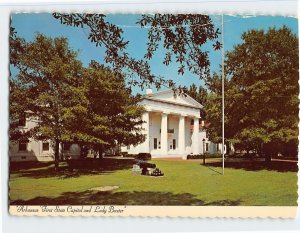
left=205, top=153, right=222, bottom=158
left=187, top=153, right=222, bottom=159
left=186, top=154, right=201, bottom=159
left=120, top=152, right=128, bottom=157
left=136, top=153, right=151, bottom=161
left=122, top=153, right=136, bottom=158
left=104, top=153, right=119, bottom=157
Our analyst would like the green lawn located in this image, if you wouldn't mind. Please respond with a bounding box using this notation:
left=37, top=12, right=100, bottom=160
left=9, top=158, right=298, bottom=206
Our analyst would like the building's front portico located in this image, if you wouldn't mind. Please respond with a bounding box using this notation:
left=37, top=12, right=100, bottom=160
left=123, top=89, right=203, bottom=159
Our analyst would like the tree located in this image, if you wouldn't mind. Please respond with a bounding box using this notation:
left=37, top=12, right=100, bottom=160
left=52, top=13, right=221, bottom=92
left=200, top=73, right=231, bottom=144
left=10, top=33, right=88, bottom=170
left=224, top=26, right=299, bottom=160
left=186, top=84, right=208, bottom=120
left=10, top=33, right=146, bottom=169
left=78, top=61, right=145, bottom=157
left=9, top=28, right=30, bottom=141
left=10, top=27, right=25, bottom=67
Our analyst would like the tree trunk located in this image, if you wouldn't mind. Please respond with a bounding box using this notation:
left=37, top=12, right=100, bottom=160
left=98, top=145, right=104, bottom=159
left=54, top=139, right=60, bottom=171
left=263, top=143, right=272, bottom=164
left=225, top=141, right=231, bottom=155
left=265, top=153, right=272, bottom=163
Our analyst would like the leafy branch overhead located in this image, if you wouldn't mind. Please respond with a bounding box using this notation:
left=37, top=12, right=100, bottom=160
left=52, top=13, right=221, bottom=92
left=138, top=14, right=221, bottom=76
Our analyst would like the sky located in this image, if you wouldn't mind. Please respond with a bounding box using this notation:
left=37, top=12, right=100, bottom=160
left=11, top=13, right=298, bottom=94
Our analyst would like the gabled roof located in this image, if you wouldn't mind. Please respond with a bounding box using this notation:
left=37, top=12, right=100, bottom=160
left=142, top=89, right=203, bottom=109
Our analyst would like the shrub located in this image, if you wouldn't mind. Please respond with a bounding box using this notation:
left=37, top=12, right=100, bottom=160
left=122, top=153, right=136, bottom=158
left=104, top=153, right=119, bottom=157
left=205, top=153, right=222, bottom=158
left=186, top=154, right=201, bottom=159
left=120, top=152, right=128, bottom=157
left=187, top=153, right=222, bottom=159
left=136, top=153, right=151, bottom=161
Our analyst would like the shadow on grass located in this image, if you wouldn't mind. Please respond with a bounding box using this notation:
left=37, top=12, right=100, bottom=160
left=10, top=161, right=54, bottom=172
left=205, top=160, right=298, bottom=173
left=10, top=158, right=135, bottom=179
left=10, top=190, right=241, bottom=206
left=205, top=165, right=223, bottom=175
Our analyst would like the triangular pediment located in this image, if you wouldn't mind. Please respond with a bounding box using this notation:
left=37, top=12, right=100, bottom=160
left=143, top=89, right=203, bottom=108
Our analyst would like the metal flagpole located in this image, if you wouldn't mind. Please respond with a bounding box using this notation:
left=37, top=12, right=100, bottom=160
left=221, top=14, right=225, bottom=175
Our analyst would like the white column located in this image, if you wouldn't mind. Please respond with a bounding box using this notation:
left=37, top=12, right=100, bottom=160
left=161, top=113, right=168, bottom=155
left=192, top=117, right=200, bottom=154
left=178, top=115, right=186, bottom=155
left=142, top=111, right=150, bottom=153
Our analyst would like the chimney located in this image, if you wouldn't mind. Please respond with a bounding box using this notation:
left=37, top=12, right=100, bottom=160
left=146, top=88, right=153, bottom=94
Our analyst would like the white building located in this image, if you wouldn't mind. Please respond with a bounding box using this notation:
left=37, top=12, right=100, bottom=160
left=121, top=89, right=223, bottom=159
left=10, top=89, right=222, bottom=162
left=9, top=113, right=81, bottom=162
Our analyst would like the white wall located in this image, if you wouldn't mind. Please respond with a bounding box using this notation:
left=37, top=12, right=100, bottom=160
left=9, top=115, right=81, bottom=162
left=185, top=117, right=193, bottom=155
left=149, top=113, right=161, bottom=156
left=10, top=139, right=54, bottom=162
left=121, top=113, right=225, bottom=158
left=166, top=115, right=179, bottom=155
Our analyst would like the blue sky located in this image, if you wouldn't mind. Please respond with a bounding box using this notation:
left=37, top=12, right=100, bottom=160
left=11, top=13, right=298, bottom=94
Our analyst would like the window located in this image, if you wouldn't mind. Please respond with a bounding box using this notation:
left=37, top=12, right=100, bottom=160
left=19, top=141, right=27, bottom=151
left=191, top=119, right=194, bottom=125
left=18, top=112, right=26, bottom=127
left=154, top=138, right=157, bottom=149
left=168, top=129, right=174, bottom=134
left=173, top=139, right=176, bottom=150
left=205, top=143, right=209, bottom=152
left=42, top=142, right=50, bottom=151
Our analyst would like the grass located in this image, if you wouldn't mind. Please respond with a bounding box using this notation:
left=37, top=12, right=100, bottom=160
left=9, top=158, right=298, bottom=206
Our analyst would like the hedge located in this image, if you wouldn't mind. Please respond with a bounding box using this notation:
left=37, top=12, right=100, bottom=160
left=135, top=153, right=151, bottom=161
left=187, top=153, right=222, bottom=159
left=121, top=152, right=151, bottom=160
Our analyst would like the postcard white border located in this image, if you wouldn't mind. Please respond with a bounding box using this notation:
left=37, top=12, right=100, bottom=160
left=9, top=206, right=298, bottom=218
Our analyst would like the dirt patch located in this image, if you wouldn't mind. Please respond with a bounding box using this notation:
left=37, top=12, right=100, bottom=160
left=89, top=186, right=119, bottom=192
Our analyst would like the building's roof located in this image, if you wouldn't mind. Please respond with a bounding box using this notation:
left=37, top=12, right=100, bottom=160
left=142, top=89, right=203, bottom=109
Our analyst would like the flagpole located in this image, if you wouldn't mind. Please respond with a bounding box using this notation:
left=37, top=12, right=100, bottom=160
left=221, top=14, right=225, bottom=175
